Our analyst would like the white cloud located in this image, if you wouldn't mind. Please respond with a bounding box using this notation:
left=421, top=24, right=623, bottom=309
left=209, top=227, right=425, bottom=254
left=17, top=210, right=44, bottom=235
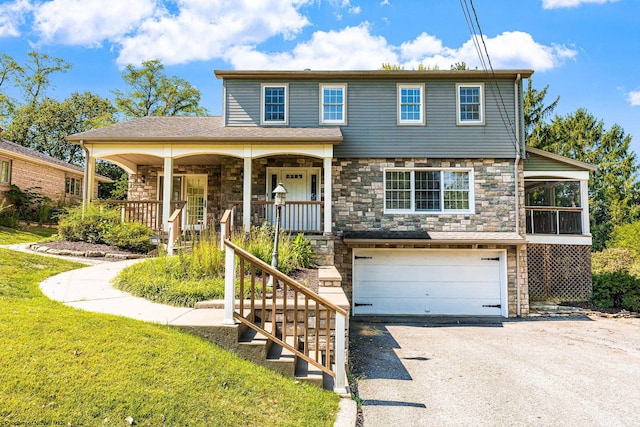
left=225, top=23, right=398, bottom=70
left=628, top=91, right=640, bottom=106
left=32, top=0, right=156, bottom=46
left=0, top=0, right=32, bottom=38
left=224, top=26, right=574, bottom=73
left=117, top=0, right=312, bottom=66
left=349, top=6, right=361, bottom=14
left=380, top=0, right=390, bottom=5
left=542, top=0, right=618, bottom=9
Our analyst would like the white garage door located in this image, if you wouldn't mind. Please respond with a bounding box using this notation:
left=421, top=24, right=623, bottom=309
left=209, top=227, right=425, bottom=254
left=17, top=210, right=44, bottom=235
left=352, top=249, right=506, bottom=317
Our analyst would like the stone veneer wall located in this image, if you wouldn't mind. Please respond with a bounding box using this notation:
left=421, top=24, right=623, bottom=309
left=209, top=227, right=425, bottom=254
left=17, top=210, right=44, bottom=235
left=331, top=158, right=529, bottom=317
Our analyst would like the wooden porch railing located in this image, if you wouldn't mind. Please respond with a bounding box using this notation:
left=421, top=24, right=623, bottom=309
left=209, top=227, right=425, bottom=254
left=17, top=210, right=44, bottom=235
left=96, top=200, right=186, bottom=232
left=221, top=221, right=347, bottom=393
left=232, top=200, right=323, bottom=233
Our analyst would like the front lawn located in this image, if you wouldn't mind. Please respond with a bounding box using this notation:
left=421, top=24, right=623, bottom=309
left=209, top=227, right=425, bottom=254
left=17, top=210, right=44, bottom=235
left=0, top=225, right=58, bottom=244
left=0, top=248, right=339, bottom=426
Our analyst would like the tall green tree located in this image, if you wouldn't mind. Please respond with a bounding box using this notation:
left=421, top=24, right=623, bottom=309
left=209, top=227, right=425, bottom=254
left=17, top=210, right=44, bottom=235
left=0, top=54, right=23, bottom=122
left=113, top=59, right=208, bottom=118
left=523, top=79, right=559, bottom=147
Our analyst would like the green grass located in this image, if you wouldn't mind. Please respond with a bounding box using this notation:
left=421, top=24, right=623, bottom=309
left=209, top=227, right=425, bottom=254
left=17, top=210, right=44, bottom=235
left=0, top=248, right=339, bottom=426
left=0, top=225, right=58, bottom=244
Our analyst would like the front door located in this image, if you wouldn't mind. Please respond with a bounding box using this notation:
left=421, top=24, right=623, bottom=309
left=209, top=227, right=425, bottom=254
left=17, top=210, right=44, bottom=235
left=266, top=167, right=320, bottom=232
left=159, top=174, right=207, bottom=231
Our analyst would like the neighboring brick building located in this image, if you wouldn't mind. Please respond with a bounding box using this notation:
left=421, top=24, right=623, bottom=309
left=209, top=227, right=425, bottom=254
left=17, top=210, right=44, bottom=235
left=0, top=135, right=108, bottom=205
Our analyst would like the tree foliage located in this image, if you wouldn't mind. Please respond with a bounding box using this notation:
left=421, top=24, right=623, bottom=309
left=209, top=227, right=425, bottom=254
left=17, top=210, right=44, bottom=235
left=525, top=82, right=640, bottom=250
left=113, top=59, right=208, bottom=118
left=5, top=92, right=115, bottom=164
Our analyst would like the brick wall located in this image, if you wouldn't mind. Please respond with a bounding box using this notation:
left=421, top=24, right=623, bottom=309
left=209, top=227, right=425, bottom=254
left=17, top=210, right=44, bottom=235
left=0, top=156, right=93, bottom=205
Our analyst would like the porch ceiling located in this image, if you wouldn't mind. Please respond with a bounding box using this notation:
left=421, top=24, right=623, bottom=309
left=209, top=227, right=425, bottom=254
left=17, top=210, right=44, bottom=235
left=103, top=153, right=223, bottom=167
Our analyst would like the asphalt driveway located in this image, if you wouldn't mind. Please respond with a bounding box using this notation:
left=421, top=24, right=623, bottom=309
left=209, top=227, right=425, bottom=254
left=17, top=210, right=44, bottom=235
left=350, top=315, right=640, bottom=426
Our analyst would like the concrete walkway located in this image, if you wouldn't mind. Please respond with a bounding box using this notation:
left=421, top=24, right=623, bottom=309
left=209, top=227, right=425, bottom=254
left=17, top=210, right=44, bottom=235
left=2, top=243, right=224, bottom=327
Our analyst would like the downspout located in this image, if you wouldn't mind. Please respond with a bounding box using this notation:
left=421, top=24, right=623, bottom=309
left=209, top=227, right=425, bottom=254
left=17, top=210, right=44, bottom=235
left=514, top=74, right=522, bottom=317
left=80, top=140, right=89, bottom=216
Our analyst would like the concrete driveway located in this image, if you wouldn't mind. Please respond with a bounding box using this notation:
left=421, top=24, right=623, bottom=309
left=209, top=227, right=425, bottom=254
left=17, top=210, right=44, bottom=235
left=350, top=316, right=640, bottom=426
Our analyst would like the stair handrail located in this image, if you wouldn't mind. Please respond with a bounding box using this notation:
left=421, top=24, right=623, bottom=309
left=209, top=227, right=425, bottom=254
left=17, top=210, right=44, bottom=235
left=166, top=201, right=187, bottom=255
left=223, top=237, right=348, bottom=393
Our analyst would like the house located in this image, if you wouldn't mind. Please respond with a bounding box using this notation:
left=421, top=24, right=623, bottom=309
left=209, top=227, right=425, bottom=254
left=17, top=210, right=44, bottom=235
left=0, top=133, right=109, bottom=205
left=67, top=69, right=595, bottom=318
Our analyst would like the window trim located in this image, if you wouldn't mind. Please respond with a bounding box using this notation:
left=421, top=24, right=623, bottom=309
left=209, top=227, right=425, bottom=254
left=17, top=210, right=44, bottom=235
left=383, top=167, right=475, bottom=214
left=0, top=158, right=10, bottom=184
left=397, top=83, right=425, bottom=125
left=456, top=83, right=485, bottom=126
left=65, top=176, right=82, bottom=197
left=319, top=83, right=347, bottom=125
left=260, top=83, right=289, bottom=125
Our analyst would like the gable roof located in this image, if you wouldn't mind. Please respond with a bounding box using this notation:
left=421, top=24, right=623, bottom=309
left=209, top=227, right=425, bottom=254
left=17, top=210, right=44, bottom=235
left=525, top=146, right=596, bottom=172
left=67, top=116, right=343, bottom=144
left=0, top=138, right=112, bottom=182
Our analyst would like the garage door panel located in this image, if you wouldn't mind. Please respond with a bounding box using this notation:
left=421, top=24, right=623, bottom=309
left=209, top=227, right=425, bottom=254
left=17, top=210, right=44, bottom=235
left=353, top=249, right=504, bottom=316
left=353, top=297, right=501, bottom=316
left=355, top=264, right=499, bottom=283
left=354, top=280, right=501, bottom=299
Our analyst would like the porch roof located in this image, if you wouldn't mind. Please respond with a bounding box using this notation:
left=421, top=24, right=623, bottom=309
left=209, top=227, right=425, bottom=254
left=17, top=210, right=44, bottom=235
left=67, top=116, right=343, bottom=144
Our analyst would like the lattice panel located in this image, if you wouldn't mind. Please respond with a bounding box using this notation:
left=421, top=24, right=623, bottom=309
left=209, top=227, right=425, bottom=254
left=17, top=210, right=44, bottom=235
left=527, top=244, right=592, bottom=301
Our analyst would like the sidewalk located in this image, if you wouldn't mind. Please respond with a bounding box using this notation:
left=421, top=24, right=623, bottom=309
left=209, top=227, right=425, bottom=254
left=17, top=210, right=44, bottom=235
left=2, top=243, right=224, bottom=327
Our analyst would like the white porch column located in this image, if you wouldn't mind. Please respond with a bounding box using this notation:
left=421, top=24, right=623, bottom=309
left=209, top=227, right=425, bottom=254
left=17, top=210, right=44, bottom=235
left=581, top=178, right=590, bottom=235
left=243, top=157, right=252, bottom=232
left=323, top=156, right=332, bottom=234
left=84, top=154, right=96, bottom=203
left=162, top=157, right=173, bottom=232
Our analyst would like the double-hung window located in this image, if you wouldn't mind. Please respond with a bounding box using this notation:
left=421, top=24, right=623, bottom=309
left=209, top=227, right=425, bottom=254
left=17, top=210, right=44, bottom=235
left=65, top=176, right=82, bottom=196
left=384, top=168, right=474, bottom=214
left=397, top=84, right=425, bottom=125
left=320, top=84, right=346, bottom=124
left=0, top=159, right=10, bottom=183
left=261, top=83, right=288, bottom=125
left=456, top=83, right=484, bottom=125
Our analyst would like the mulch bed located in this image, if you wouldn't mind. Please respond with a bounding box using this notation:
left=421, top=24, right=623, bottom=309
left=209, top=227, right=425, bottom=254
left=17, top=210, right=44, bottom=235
left=29, top=240, right=147, bottom=260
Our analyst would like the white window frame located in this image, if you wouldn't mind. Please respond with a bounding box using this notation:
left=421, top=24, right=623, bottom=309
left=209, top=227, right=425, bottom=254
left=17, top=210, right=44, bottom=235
left=383, top=168, right=475, bottom=214
left=319, top=83, right=347, bottom=125
left=0, top=158, right=10, bottom=183
left=65, top=176, right=82, bottom=196
left=456, top=83, right=485, bottom=125
left=397, top=83, right=425, bottom=125
left=260, top=83, right=289, bottom=125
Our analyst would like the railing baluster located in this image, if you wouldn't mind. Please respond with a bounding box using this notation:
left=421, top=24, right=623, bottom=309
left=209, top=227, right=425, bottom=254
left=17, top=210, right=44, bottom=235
left=282, top=282, right=287, bottom=344
left=250, top=265, right=256, bottom=323
left=261, top=271, right=266, bottom=330
left=325, top=306, right=331, bottom=370
left=239, top=258, right=245, bottom=318
left=304, top=298, right=309, bottom=356
left=294, top=289, right=299, bottom=349
left=315, top=303, right=320, bottom=364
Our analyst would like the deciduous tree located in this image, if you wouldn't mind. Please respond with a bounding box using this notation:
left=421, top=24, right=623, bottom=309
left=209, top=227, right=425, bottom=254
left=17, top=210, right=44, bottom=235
left=113, top=59, right=208, bottom=118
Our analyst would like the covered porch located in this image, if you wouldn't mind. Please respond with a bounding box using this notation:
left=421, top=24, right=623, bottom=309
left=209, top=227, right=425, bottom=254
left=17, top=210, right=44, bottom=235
left=67, top=116, right=342, bottom=237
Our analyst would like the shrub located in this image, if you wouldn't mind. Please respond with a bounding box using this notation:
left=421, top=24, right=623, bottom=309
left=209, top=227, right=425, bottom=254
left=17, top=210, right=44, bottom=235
left=58, top=203, right=121, bottom=244
left=592, top=272, right=640, bottom=312
left=4, top=184, right=50, bottom=222
left=609, top=221, right=640, bottom=256
left=104, top=222, right=154, bottom=253
left=591, top=248, right=637, bottom=276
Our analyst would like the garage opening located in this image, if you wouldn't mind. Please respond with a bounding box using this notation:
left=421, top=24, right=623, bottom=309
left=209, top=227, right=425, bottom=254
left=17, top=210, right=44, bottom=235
left=352, top=248, right=507, bottom=317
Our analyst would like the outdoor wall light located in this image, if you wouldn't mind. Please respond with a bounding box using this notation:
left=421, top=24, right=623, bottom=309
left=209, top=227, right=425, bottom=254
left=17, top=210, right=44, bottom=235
left=141, top=174, right=146, bottom=184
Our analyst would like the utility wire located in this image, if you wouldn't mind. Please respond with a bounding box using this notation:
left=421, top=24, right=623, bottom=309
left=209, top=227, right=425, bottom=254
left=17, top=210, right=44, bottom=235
left=459, top=0, right=520, bottom=152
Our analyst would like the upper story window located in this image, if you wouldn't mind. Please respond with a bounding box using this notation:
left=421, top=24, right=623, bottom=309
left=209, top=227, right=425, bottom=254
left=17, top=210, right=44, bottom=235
left=65, top=176, right=82, bottom=197
left=0, top=159, right=10, bottom=183
left=397, top=84, right=425, bottom=125
left=525, top=180, right=584, bottom=235
left=261, top=83, right=288, bottom=125
left=456, top=83, right=484, bottom=125
left=384, top=168, right=474, bottom=214
left=320, top=84, right=346, bottom=124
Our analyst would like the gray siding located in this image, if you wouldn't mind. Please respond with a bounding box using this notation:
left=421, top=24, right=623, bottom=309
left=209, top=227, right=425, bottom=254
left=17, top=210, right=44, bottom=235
left=524, top=152, right=587, bottom=172
left=225, top=78, right=520, bottom=159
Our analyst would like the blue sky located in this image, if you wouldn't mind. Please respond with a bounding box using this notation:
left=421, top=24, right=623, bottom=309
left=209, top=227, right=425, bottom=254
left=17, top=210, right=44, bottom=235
left=1, top=0, right=639, bottom=152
